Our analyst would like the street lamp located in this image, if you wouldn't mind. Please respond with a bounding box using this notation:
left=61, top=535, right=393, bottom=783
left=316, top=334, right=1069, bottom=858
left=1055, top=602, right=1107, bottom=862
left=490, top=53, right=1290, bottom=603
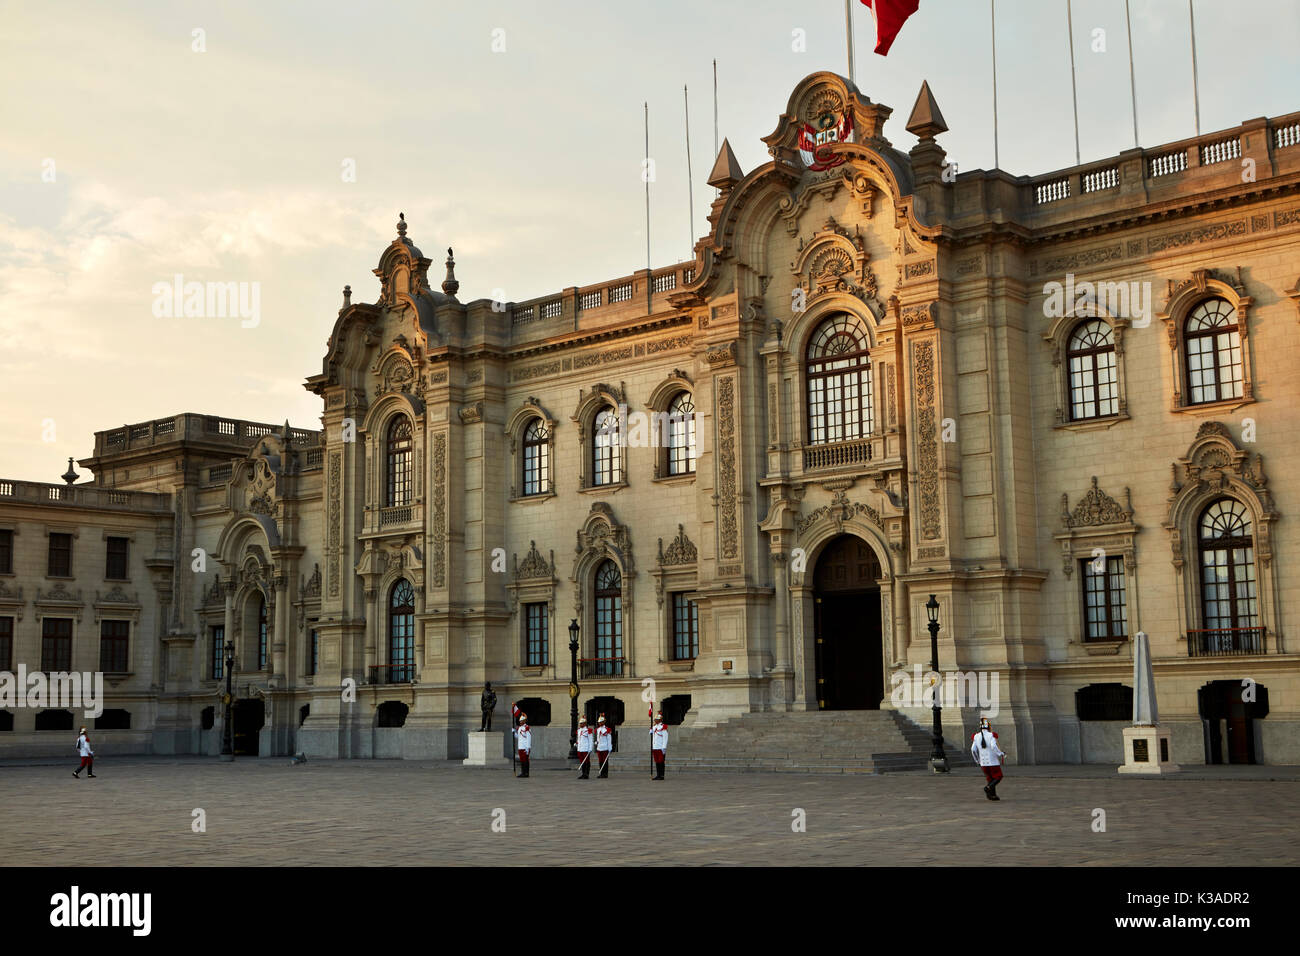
left=220, top=639, right=235, bottom=762
left=926, top=595, right=950, bottom=773
left=568, top=619, right=581, bottom=761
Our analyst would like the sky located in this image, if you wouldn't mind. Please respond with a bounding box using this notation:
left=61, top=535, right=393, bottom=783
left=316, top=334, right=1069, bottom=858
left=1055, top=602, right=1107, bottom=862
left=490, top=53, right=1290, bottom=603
left=1, top=0, right=1297, bottom=481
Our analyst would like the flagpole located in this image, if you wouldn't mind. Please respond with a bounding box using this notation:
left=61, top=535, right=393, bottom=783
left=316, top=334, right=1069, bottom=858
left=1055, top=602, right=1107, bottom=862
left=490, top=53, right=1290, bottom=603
left=991, top=0, right=1000, bottom=170
left=1125, top=0, right=1139, bottom=148
left=1189, top=0, right=1201, bottom=135
left=845, top=0, right=856, bottom=85
left=712, top=58, right=719, bottom=162
left=645, top=101, right=652, bottom=315
left=1067, top=0, right=1081, bottom=165
left=684, top=85, right=695, bottom=256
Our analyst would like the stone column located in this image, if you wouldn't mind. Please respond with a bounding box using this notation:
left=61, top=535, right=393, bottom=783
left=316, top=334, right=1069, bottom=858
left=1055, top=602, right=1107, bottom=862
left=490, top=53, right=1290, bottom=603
left=272, top=571, right=290, bottom=687
left=363, top=587, right=378, bottom=681
left=772, top=552, right=791, bottom=672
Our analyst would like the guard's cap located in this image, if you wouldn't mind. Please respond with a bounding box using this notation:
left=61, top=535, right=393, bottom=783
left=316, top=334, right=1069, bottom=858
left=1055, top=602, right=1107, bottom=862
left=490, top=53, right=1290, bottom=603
left=597, top=715, right=606, bottom=723
left=655, top=711, right=663, bottom=720
left=518, top=712, right=527, bottom=722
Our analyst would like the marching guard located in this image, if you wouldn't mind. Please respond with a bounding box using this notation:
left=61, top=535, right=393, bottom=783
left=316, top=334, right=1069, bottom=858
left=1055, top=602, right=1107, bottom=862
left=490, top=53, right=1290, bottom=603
left=576, top=715, right=593, bottom=779
left=970, top=717, right=1005, bottom=800
left=515, top=711, right=532, bottom=778
left=595, top=714, right=613, bottom=778
left=650, top=711, right=668, bottom=780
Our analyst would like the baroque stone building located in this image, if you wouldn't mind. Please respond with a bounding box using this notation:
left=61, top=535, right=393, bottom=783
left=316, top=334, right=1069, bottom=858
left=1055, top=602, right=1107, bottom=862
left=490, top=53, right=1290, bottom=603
left=3, top=72, right=1299, bottom=764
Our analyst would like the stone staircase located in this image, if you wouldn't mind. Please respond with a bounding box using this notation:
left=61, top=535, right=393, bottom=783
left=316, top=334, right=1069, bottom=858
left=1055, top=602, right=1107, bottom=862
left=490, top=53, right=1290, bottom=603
left=670, top=710, right=953, bottom=774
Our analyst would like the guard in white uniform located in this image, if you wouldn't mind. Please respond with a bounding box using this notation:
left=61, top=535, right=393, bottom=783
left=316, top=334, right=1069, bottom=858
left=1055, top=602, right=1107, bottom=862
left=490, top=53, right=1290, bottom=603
left=650, top=711, right=668, bottom=780
left=970, top=717, right=1005, bottom=800
left=576, top=715, right=593, bottom=779
left=595, top=714, right=613, bottom=778
left=515, top=712, right=532, bottom=778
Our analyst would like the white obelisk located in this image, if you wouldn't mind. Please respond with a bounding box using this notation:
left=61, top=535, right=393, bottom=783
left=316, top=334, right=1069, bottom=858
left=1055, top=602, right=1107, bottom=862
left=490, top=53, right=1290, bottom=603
left=1119, top=631, right=1181, bottom=773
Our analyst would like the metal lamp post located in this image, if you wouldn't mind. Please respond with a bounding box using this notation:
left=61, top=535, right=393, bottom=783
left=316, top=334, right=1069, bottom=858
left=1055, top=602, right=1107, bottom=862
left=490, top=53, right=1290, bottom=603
left=926, top=595, right=950, bottom=773
left=568, top=619, right=581, bottom=760
left=220, top=639, right=235, bottom=762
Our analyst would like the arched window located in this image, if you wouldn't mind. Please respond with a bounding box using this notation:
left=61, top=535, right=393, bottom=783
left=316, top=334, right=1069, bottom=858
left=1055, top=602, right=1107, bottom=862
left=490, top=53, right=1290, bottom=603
left=388, top=579, right=415, bottom=683
left=1197, top=499, right=1260, bottom=655
left=593, top=405, right=622, bottom=486
left=1185, top=298, right=1243, bottom=405
left=806, top=314, right=873, bottom=445
left=594, top=559, right=623, bottom=675
left=1067, top=320, right=1118, bottom=420
left=665, top=392, right=696, bottom=475
left=522, top=418, right=550, bottom=496
left=257, top=594, right=267, bottom=670
left=385, top=417, right=413, bottom=507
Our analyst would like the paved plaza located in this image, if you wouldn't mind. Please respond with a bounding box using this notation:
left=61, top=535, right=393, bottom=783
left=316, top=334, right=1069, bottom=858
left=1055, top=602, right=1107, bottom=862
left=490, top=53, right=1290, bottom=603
left=3, top=757, right=1298, bottom=866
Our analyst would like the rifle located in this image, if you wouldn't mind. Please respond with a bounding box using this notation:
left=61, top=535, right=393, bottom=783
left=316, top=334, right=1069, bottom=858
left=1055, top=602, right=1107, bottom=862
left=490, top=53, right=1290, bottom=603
left=510, top=701, right=517, bottom=776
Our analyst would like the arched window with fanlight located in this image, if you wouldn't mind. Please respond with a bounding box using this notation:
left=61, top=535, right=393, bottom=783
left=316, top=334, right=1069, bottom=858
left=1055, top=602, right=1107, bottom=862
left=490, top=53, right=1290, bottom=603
left=806, top=314, right=873, bottom=445
left=665, top=392, right=696, bottom=475
left=1185, top=298, right=1243, bottom=405
left=522, top=418, right=550, bottom=496
left=1067, top=319, right=1118, bottom=420
left=1196, top=498, right=1261, bottom=655
left=593, top=405, right=622, bottom=486
left=385, top=416, right=413, bottom=507
left=388, top=579, right=415, bottom=683
left=593, top=559, right=623, bottom=675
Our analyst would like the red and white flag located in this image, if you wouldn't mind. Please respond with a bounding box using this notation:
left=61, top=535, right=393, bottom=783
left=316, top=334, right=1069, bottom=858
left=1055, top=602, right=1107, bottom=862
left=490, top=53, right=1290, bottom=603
left=511, top=702, right=520, bottom=720
left=860, top=0, right=920, bottom=56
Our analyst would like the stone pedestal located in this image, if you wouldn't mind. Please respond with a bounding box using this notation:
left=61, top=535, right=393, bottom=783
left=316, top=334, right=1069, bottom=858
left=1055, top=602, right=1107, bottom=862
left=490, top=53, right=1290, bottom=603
left=1118, top=725, right=1181, bottom=774
left=462, top=731, right=511, bottom=768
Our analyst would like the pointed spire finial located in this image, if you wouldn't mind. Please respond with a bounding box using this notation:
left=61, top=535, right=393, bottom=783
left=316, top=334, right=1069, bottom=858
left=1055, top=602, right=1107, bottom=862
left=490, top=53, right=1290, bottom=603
left=707, top=138, right=744, bottom=190
left=442, top=247, right=459, bottom=297
left=906, top=80, right=948, bottom=140
left=342, top=284, right=352, bottom=309
left=397, top=212, right=407, bottom=238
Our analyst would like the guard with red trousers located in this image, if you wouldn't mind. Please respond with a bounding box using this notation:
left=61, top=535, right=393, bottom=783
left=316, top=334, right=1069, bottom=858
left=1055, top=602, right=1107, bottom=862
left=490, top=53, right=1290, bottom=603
left=970, top=717, right=1005, bottom=800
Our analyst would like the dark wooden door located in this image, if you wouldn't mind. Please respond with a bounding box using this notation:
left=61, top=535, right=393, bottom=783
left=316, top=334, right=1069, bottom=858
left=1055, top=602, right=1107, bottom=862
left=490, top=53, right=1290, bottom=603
left=233, top=698, right=264, bottom=756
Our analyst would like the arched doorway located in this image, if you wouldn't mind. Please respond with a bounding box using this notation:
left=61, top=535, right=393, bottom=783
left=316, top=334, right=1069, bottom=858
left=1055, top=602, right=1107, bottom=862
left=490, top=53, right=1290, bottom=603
left=813, top=535, right=884, bottom=710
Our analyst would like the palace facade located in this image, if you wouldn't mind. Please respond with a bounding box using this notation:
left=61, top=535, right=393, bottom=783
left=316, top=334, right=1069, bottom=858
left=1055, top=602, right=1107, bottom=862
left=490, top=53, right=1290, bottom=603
left=3, top=72, right=1299, bottom=764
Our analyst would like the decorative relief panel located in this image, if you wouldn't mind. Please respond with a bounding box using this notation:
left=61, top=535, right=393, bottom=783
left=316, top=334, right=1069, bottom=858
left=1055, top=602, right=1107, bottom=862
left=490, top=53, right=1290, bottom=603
left=432, top=434, right=447, bottom=588
left=328, top=453, right=341, bottom=597
left=717, top=376, right=739, bottom=560
left=914, top=340, right=941, bottom=539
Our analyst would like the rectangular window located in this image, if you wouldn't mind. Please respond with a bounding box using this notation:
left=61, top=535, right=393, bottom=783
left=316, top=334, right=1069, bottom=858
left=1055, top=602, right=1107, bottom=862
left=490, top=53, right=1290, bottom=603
left=525, top=603, right=549, bottom=666
left=0, top=616, right=12, bottom=670
left=1081, top=556, right=1128, bottom=641
left=41, top=617, right=73, bottom=671
left=105, top=536, right=129, bottom=579
left=309, top=628, right=319, bottom=676
left=48, top=532, right=72, bottom=577
left=99, top=619, right=130, bottom=672
left=0, top=529, right=12, bottom=574
left=672, top=592, right=699, bottom=660
left=211, top=625, right=225, bottom=680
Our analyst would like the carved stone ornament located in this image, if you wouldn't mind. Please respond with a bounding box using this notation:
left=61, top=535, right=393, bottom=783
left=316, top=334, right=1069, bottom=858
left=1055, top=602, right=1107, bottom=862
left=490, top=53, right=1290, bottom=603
left=658, top=525, right=698, bottom=566
left=1062, top=476, right=1134, bottom=528
left=515, top=541, right=556, bottom=581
